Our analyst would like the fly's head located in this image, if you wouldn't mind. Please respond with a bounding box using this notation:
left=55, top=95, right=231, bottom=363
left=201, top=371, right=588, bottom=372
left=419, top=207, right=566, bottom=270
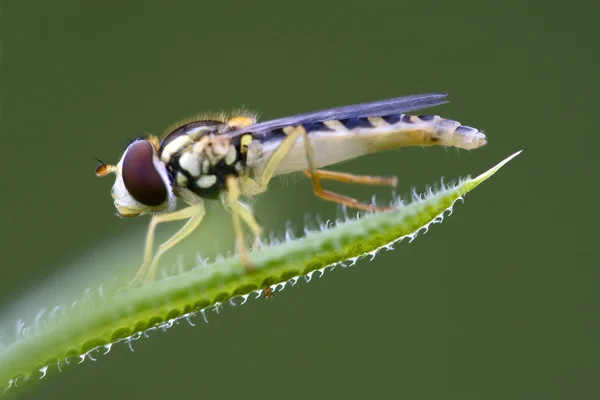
left=96, top=137, right=176, bottom=218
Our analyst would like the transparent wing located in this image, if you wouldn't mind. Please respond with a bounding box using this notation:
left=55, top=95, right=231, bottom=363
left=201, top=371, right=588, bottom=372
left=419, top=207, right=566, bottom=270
left=226, top=93, right=448, bottom=137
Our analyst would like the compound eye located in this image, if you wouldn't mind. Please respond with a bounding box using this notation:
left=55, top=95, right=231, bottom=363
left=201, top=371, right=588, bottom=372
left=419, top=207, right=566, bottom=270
left=122, top=140, right=168, bottom=206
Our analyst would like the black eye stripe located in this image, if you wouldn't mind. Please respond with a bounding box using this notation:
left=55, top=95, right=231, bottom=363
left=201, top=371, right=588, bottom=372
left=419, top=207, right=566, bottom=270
left=122, top=140, right=168, bottom=207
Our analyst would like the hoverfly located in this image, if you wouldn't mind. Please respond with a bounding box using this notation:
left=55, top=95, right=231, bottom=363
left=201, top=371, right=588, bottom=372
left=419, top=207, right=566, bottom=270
left=96, top=93, right=486, bottom=284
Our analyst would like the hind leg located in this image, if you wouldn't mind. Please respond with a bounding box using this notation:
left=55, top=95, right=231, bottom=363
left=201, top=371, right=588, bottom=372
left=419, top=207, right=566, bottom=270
left=256, top=126, right=393, bottom=211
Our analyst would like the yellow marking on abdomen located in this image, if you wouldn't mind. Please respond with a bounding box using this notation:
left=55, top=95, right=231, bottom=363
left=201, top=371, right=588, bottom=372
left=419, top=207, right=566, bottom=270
left=367, top=117, right=387, bottom=128
left=323, top=120, right=346, bottom=130
left=249, top=114, right=487, bottom=177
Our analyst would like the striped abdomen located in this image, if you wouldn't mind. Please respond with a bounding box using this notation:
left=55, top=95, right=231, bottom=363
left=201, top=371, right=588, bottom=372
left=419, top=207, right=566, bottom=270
left=375, top=114, right=487, bottom=150
left=249, top=114, right=487, bottom=177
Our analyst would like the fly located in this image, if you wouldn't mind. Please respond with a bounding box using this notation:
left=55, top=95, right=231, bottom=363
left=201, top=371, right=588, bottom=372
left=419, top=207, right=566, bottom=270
left=95, top=93, right=487, bottom=284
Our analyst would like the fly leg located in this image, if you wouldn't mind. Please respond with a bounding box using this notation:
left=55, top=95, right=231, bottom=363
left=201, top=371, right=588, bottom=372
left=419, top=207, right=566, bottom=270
left=302, top=170, right=397, bottom=187
left=224, top=175, right=262, bottom=270
left=130, top=201, right=205, bottom=285
left=257, top=125, right=393, bottom=212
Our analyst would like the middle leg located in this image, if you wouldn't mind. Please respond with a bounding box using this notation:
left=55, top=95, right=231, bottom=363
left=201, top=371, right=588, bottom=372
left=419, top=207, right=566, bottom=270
left=225, top=175, right=262, bottom=270
left=257, top=125, right=394, bottom=211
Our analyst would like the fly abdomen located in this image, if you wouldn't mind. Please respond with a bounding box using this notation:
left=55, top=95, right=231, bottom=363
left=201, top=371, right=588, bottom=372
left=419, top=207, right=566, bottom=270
left=379, top=114, right=487, bottom=150
left=251, top=113, right=488, bottom=177
left=423, top=115, right=486, bottom=150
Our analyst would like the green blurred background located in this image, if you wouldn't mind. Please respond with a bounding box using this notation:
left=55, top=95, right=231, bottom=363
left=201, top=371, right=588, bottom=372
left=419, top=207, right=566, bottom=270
left=1, top=1, right=598, bottom=399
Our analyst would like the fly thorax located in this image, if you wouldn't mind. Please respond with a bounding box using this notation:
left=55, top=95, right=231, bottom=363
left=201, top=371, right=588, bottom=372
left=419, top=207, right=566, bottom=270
left=170, top=135, right=242, bottom=199
left=193, top=135, right=231, bottom=165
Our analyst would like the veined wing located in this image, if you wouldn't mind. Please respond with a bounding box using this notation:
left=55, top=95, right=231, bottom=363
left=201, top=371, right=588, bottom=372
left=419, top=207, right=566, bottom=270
left=226, top=93, right=448, bottom=138
left=235, top=93, right=487, bottom=177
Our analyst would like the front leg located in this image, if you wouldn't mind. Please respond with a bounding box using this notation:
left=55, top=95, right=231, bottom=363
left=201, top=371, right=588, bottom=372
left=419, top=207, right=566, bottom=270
left=130, top=201, right=205, bottom=284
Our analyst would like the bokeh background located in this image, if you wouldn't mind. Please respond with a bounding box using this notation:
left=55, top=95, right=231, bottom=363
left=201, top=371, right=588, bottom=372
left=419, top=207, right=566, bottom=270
left=1, top=1, right=598, bottom=399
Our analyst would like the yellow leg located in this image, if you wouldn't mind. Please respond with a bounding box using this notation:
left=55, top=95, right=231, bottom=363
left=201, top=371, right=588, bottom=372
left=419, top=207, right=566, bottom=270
left=225, top=176, right=261, bottom=270
left=303, top=169, right=397, bottom=187
left=131, top=202, right=205, bottom=284
left=258, top=126, right=393, bottom=212
left=257, top=127, right=311, bottom=189
left=235, top=200, right=262, bottom=250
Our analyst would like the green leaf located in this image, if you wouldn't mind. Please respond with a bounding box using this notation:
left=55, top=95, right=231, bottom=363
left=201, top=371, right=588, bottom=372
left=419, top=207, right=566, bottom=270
left=0, top=151, right=521, bottom=396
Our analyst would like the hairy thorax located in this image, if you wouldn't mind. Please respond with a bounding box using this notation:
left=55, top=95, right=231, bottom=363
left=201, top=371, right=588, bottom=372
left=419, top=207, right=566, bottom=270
left=159, top=122, right=248, bottom=200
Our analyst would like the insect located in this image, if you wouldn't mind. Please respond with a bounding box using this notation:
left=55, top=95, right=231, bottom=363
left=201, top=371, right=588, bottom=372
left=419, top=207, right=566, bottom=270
left=264, top=287, right=274, bottom=298
left=96, top=93, right=487, bottom=284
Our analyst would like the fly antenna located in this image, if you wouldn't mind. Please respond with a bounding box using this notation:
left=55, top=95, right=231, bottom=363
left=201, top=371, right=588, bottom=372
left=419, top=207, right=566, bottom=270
left=95, top=157, right=117, bottom=177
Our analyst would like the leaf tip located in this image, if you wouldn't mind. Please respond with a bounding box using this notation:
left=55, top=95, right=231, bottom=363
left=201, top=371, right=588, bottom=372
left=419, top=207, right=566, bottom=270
left=474, top=150, right=522, bottom=182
